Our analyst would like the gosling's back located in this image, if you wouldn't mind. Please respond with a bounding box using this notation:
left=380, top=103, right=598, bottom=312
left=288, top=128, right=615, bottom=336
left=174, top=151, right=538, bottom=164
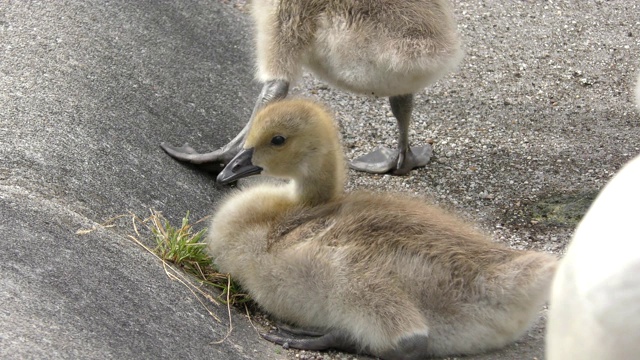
left=209, top=188, right=557, bottom=356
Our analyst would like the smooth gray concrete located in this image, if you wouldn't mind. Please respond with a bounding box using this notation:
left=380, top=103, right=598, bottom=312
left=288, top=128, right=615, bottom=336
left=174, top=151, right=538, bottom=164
left=0, top=1, right=282, bottom=359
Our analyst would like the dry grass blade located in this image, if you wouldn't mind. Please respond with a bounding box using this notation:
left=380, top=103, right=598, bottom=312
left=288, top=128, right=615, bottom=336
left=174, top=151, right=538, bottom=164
left=75, top=214, right=130, bottom=234
left=77, top=209, right=253, bottom=343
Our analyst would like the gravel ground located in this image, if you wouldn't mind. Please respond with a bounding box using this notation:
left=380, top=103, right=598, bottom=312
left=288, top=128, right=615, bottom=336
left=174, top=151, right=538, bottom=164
left=222, top=1, right=640, bottom=359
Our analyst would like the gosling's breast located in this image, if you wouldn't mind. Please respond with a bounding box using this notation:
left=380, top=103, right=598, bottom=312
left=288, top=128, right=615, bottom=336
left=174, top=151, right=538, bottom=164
left=305, top=14, right=462, bottom=96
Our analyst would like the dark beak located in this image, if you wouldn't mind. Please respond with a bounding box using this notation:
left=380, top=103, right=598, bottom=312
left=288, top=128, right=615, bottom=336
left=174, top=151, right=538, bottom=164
left=217, top=148, right=263, bottom=185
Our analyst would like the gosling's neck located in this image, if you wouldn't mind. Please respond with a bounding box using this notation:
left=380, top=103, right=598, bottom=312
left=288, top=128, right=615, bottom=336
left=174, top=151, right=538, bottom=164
left=291, top=149, right=345, bottom=207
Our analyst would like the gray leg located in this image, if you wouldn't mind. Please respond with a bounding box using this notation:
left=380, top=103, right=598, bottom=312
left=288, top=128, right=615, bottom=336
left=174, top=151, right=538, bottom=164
left=349, top=94, right=432, bottom=175
left=262, top=328, right=358, bottom=354
left=160, top=79, right=290, bottom=171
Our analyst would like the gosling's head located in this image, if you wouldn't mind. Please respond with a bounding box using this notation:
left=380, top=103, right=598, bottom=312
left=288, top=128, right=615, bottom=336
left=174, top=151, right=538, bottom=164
left=217, top=99, right=343, bottom=185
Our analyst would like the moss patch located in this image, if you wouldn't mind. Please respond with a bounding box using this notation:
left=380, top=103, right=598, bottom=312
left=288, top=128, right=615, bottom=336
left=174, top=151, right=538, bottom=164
left=527, top=191, right=598, bottom=227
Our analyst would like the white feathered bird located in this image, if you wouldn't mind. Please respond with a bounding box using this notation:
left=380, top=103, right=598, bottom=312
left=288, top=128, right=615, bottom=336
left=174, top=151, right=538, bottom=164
left=546, top=155, right=640, bottom=359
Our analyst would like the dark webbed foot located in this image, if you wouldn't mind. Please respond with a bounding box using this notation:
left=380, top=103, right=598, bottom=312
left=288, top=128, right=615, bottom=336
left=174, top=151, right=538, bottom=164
left=349, top=145, right=432, bottom=175
left=160, top=142, right=231, bottom=172
left=160, top=79, right=291, bottom=175
left=262, top=327, right=358, bottom=354
left=273, top=323, right=326, bottom=337
left=263, top=326, right=430, bottom=360
left=350, top=93, right=433, bottom=175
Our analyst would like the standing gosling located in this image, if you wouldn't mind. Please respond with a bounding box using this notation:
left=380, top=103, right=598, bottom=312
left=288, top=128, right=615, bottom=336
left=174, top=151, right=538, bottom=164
left=162, top=0, right=463, bottom=175
left=207, top=99, right=557, bottom=359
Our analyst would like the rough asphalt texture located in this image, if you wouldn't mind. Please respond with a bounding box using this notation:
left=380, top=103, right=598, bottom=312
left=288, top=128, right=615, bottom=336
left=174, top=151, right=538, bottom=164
left=1, top=1, right=639, bottom=359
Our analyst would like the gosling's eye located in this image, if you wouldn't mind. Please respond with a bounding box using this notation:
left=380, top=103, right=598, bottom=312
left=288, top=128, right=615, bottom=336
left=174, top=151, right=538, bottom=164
left=271, top=135, right=286, bottom=146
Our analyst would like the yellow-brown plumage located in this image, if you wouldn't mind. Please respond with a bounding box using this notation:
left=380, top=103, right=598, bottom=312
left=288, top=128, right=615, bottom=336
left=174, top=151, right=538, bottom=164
left=207, top=99, right=557, bottom=359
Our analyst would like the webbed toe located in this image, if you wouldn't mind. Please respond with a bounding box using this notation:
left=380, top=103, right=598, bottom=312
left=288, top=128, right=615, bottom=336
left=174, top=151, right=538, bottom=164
left=348, top=145, right=432, bottom=175
left=393, top=145, right=433, bottom=175
left=160, top=142, right=230, bottom=172
left=262, top=329, right=358, bottom=353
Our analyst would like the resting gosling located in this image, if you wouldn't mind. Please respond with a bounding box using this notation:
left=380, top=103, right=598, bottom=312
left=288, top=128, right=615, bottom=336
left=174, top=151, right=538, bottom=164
left=545, top=161, right=640, bottom=353
left=162, top=0, right=463, bottom=175
left=207, top=99, right=557, bottom=359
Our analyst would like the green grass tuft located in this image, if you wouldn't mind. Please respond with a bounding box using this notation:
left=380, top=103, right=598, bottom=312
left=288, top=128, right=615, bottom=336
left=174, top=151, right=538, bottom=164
left=148, top=210, right=251, bottom=305
left=152, top=211, right=211, bottom=275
